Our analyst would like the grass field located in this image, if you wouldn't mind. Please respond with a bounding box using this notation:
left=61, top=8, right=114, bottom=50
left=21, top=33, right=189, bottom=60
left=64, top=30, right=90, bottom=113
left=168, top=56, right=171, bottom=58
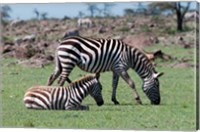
left=0, top=44, right=196, bottom=130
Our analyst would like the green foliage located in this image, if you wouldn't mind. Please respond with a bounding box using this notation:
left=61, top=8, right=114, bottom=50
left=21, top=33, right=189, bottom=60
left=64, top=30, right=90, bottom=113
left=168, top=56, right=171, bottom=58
left=62, top=15, right=71, bottom=20
left=164, top=27, right=177, bottom=35
left=41, top=12, right=48, bottom=20
left=124, top=8, right=135, bottom=16
left=164, top=25, right=193, bottom=35
left=2, top=36, right=14, bottom=41
left=1, top=44, right=196, bottom=130
left=182, top=25, right=194, bottom=32
left=1, top=5, right=12, bottom=25
left=151, top=15, right=164, bottom=23
left=140, top=25, right=151, bottom=32
left=117, top=27, right=130, bottom=32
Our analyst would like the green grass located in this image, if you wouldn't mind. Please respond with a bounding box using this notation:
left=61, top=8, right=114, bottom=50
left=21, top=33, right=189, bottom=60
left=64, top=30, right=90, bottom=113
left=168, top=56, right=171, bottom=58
left=0, top=44, right=196, bottom=130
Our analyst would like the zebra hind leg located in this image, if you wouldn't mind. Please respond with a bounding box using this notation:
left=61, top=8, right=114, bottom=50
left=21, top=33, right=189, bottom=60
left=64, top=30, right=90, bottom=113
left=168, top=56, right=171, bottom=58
left=111, top=72, right=120, bottom=105
left=57, top=76, right=66, bottom=86
left=47, top=69, right=61, bottom=86
left=57, top=70, right=72, bottom=86
left=47, top=53, right=62, bottom=86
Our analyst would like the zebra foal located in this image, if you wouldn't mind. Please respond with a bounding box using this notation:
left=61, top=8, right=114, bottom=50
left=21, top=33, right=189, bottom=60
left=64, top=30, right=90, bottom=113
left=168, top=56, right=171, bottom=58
left=47, top=36, right=163, bottom=105
left=24, top=74, right=104, bottom=110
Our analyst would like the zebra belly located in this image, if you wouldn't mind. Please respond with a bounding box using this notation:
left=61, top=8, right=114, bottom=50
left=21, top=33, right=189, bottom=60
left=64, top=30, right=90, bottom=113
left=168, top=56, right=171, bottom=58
left=77, top=62, right=112, bottom=73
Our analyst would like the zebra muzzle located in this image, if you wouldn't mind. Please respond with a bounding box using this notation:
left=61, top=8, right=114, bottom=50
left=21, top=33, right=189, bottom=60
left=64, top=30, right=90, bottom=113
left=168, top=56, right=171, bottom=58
left=97, top=100, right=104, bottom=106
left=151, top=98, right=160, bottom=105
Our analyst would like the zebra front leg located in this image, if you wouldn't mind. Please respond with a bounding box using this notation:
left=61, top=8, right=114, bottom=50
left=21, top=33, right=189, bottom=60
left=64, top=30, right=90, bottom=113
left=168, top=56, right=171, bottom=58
left=111, top=72, right=120, bottom=105
left=67, top=105, right=89, bottom=110
left=119, top=71, right=142, bottom=105
left=79, top=105, right=89, bottom=110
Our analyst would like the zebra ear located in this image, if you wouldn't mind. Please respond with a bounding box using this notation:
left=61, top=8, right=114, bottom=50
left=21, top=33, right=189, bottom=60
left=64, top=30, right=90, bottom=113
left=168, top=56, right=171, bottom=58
left=153, top=72, right=164, bottom=78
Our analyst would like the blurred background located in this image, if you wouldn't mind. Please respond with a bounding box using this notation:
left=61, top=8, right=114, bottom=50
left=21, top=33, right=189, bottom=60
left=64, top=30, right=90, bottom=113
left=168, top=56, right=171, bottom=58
left=1, top=2, right=198, bottom=67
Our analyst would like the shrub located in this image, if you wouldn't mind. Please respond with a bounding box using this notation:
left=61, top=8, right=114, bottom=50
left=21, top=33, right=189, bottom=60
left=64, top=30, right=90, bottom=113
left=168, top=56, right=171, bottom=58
left=140, top=25, right=151, bottom=32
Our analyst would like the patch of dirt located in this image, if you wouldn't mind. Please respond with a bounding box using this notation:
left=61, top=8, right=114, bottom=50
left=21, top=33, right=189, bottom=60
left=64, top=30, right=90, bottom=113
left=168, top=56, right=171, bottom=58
left=2, top=16, right=195, bottom=68
left=123, top=32, right=159, bottom=50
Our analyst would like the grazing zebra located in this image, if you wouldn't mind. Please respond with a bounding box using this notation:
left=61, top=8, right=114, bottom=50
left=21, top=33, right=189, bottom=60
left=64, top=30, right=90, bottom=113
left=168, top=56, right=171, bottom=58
left=24, top=74, right=104, bottom=110
left=47, top=36, right=164, bottom=105
left=77, top=18, right=92, bottom=28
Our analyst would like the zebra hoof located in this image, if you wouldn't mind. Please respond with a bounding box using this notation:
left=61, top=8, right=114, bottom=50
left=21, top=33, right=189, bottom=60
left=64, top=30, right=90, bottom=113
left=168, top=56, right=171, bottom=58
left=114, top=101, right=120, bottom=105
left=85, top=106, right=89, bottom=110
left=136, top=100, right=142, bottom=105
left=112, top=98, right=120, bottom=105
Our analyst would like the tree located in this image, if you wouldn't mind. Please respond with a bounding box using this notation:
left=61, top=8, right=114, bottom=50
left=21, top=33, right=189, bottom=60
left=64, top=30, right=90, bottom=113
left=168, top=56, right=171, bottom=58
left=1, top=5, right=12, bottom=23
left=136, top=2, right=147, bottom=15
left=147, top=4, right=162, bottom=15
left=86, top=3, right=99, bottom=17
left=41, top=12, right=48, bottom=20
left=78, top=11, right=85, bottom=18
left=33, top=8, right=40, bottom=19
left=149, top=2, right=191, bottom=31
left=102, top=3, right=115, bottom=17
left=124, top=8, right=135, bottom=16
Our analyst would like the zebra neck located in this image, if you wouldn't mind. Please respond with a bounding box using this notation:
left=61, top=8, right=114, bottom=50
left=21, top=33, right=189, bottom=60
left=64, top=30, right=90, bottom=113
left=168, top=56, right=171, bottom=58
left=128, top=47, right=154, bottom=81
left=72, top=80, right=93, bottom=99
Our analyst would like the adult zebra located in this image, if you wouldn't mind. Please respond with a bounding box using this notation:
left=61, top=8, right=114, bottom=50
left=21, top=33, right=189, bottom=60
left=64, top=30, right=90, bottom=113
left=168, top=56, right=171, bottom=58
left=24, top=74, right=104, bottom=110
left=47, top=36, right=164, bottom=105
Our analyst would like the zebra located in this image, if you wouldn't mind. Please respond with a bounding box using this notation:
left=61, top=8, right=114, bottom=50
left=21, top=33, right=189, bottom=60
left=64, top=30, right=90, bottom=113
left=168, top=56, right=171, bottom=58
left=24, top=74, right=104, bottom=110
left=47, top=36, right=164, bottom=105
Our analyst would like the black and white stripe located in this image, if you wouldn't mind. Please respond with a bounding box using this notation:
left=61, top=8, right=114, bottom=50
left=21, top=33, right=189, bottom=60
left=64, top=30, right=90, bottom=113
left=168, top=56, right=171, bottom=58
left=24, top=74, right=104, bottom=110
left=47, top=36, right=163, bottom=105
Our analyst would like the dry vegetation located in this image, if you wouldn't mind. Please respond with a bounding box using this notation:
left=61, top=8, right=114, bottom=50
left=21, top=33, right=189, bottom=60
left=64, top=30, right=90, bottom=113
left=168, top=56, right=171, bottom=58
left=1, top=15, right=195, bottom=68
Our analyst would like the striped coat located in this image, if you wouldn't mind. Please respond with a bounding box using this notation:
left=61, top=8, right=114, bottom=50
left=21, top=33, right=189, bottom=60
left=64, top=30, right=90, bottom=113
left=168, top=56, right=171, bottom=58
left=24, top=74, right=103, bottom=110
left=47, top=36, right=163, bottom=105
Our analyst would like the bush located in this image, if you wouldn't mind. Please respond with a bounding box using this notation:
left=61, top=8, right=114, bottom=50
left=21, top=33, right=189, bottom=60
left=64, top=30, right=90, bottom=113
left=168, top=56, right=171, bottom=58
left=140, top=25, right=151, bottom=32
left=118, top=27, right=130, bottom=32
left=164, top=27, right=177, bottom=35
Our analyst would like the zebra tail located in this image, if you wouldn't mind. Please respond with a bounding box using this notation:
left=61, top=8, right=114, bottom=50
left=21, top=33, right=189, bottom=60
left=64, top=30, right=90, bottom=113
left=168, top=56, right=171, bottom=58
left=56, top=50, right=72, bottom=83
left=55, top=51, right=62, bottom=73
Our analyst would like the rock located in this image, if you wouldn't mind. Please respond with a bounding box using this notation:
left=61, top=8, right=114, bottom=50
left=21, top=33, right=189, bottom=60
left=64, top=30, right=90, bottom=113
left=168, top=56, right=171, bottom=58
left=127, top=22, right=135, bottom=28
left=14, top=37, right=23, bottom=45
left=14, top=43, right=42, bottom=59
left=4, top=42, right=15, bottom=46
left=10, top=19, right=25, bottom=27
left=98, top=26, right=107, bottom=34
left=2, top=45, right=14, bottom=54
left=149, top=23, right=155, bottom=28
left=63, top=28, right=79, bottom=39
left=22, top=34, right=36, bottom=42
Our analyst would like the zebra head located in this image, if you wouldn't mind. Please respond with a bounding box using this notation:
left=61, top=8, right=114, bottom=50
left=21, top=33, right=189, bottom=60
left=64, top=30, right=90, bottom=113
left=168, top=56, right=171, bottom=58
left=89, top=74, right=104, bottom=106
left=142, top=72, right=164, bottom=105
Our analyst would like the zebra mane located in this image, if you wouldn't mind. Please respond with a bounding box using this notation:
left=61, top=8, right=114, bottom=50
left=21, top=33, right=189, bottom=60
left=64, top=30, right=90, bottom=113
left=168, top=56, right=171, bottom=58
left=124, top=43, right=157, bottom=77
left=67, top=74, right=96, bottom=88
